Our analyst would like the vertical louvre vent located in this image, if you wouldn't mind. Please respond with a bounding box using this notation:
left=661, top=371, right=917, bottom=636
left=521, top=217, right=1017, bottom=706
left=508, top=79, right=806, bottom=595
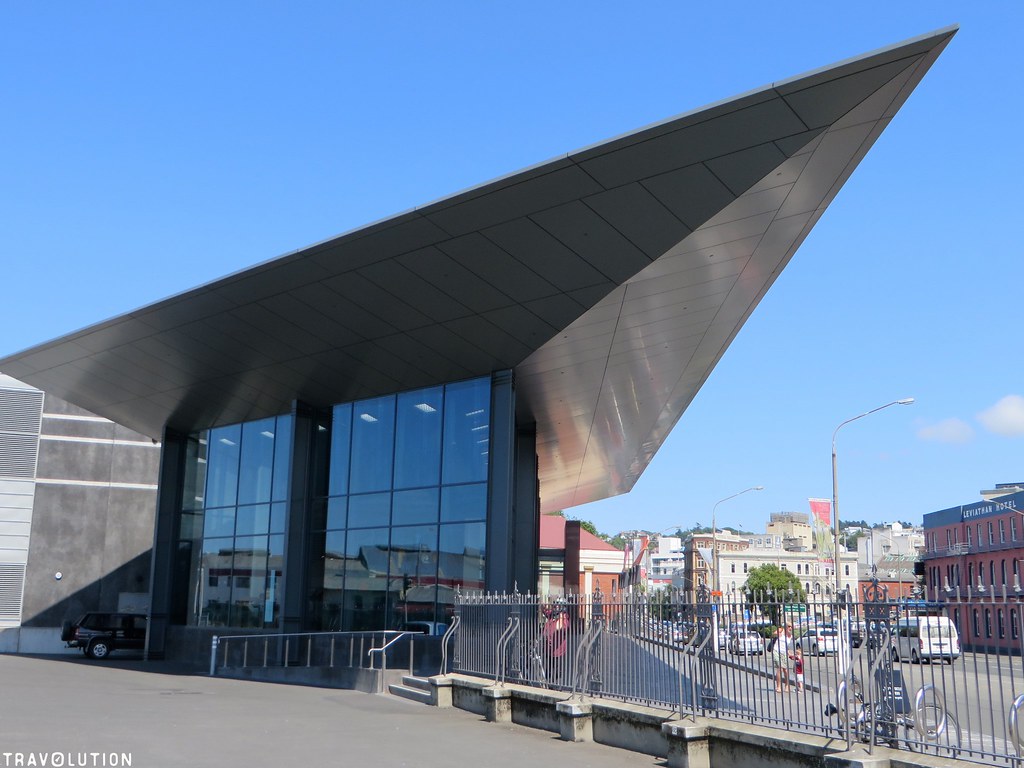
left=0, top=562, right=26, bottom=622
left=0, top=388, right=44, bottom=433
left=0, top=387, right=43, bottom=480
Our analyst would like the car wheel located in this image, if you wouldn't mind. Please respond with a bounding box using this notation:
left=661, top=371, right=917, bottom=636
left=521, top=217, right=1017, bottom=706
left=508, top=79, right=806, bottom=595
left=812, top=644, right=819, bottom=655
left=60, top=620, right=74, bottom=643
left=88, top=640, right=111, bottom=659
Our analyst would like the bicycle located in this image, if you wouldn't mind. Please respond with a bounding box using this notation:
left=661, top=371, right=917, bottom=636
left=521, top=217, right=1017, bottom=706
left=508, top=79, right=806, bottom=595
left=827, top=675, right=961, bottom=757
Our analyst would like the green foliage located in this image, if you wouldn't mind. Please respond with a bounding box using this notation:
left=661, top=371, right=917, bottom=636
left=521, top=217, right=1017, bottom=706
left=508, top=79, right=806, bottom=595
left=743, top=564, right=806, bottom=625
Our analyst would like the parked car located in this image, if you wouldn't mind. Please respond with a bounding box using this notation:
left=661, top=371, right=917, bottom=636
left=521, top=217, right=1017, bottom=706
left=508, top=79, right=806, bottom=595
left=849, top=620, right=865, bottom=648
left=795, top=625, right=837, bottom=656
left=61, top=612, right=147, bottom=659
left=891, top=616, right=960, bottom=663
left=717, top=627, right=729, bottom=650
left=728, top=629, right=764, bottom=655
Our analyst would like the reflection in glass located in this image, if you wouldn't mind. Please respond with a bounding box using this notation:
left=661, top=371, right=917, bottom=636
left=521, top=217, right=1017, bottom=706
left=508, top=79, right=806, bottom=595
left=328, top=404, right=352, bottom=496
left=348, top=492, right=390, bottom=529
left=206, top=425, right=241, bottom=508
left=198, top=537, right=234, bottom=626
left=234, top=504, right=270, bottom=537
left=389, top=525, right=439, bottom=627
left=269, top=502, right=286, bottom=534
left=325, top=497, right=347, bottom=530
left=344, top=528, right=390, bottom=631
left=271, top=414, right=293, bottom=502
left=350, top=396, right=395, bottom=493
left=203, top=507, right=236, bottom=539
left=440, top=483, right=487, bottom=522
left=239, top=418, right=276, bottom=505
left=229, top=535, right=269, bottom=628
left=394, top=387, right=443, bottom=489
left=181, top=433, right=207, bottom=510
left=392, top=488, right=439, bottom=526
left=319, top=530, right=346, bottom=630
left=442, top=379, right=490, bottom=485
left=439, top=522, right=486, bottom=591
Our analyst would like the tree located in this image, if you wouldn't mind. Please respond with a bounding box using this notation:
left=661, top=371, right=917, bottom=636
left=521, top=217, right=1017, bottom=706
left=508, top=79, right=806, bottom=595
left=743, top=564, right=806, bottom=626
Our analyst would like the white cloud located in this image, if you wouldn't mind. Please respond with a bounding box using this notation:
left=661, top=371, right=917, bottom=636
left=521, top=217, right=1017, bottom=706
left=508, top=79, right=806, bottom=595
left=916, top=418, right=974, bottom=444
left=978, top=395, right=1024, bottom=436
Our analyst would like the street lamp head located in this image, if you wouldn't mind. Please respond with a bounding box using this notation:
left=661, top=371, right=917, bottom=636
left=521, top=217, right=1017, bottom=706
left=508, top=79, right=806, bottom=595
left=896, top=398, right=915, bottom=405
left=753, top=485, right=765, bottom=491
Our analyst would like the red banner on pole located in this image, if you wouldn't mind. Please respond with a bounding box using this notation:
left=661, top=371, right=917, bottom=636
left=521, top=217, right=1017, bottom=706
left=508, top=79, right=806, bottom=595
left=808, top=498, right=834, bottom=564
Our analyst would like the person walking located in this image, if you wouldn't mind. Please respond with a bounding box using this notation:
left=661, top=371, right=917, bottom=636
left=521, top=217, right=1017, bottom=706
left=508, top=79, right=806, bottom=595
left=772, top=624, right=794, bottom=692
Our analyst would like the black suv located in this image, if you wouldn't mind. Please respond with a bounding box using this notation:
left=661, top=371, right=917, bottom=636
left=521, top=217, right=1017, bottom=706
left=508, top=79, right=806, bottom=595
left=61, top=612, right=147, bottom=659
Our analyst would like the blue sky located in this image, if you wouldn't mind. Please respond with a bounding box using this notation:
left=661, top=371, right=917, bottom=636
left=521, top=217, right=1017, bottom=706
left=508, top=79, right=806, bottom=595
left=1, top=3, right=1021, bottom=537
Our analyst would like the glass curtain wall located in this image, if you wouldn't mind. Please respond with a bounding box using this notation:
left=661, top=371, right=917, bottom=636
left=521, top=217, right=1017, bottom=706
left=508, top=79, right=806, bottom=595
left=310, top=377, right=489, bottom=632
left=180, top=414, right=292, bottom=628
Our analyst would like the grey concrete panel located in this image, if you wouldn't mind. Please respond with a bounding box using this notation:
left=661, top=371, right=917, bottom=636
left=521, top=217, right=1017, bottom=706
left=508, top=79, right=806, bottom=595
left=41, top=416, right=115, bottom=440
left=109, top=443, right=161, bottom=486
left=39, top=395, right=98, bottom=419
left=36, top=440, right=113, bottom=482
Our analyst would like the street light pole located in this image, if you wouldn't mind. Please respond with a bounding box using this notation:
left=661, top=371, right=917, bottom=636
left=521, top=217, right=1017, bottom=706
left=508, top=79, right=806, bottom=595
left=831, top=398, right=914, bottom=678
left=712, top=486, right=764, bottom=596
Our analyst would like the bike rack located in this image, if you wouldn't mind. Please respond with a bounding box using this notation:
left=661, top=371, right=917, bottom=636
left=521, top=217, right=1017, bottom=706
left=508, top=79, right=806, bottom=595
left=439, top=614, right=461, bottom=675
left=494, top=615, right=520, bottom=685
left=913, top=683, right=948, bottom=740
left=569, top=619, right=603, bottom=698
left=1009, top=693, right=1024, bottom=757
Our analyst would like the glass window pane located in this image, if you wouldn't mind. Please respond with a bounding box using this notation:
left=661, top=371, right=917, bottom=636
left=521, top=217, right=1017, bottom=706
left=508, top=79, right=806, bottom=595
left=390, top=525, right=439, bottom=628
left=328, top=404, right=352, bottom=496
left=182, top=433, right=208, bottom=510
left=238, top=418, right=276, bottom=505
left=319, top=530, right=346, bottom=630
left=326, top=497, right=347, bottom=530
left=206, top=425, right=241, bottom=508
left=439, top=522, right=486, bottom=591
left=393, top=488, right=439, bottom=526
left=199, top=537, right=235, bottom=626
left=344, top=528, right=390, bottom=631
left=234, top=504, right=270, bottom=537
left=394, top=387, right=443, bottom=489
left=269, top=502, right=287, bottom=535
left=266, top=534, right=284, bottom=628
left=442, top=378, right=490, bottom=484
left=441, top=483, right=487, bottom=522
left=350, top=396, right=395, bottom=493
left=203, top=507, right=236, bottom=539
left=271, top=414, right=293, bottom=502
left=229, top=536, right=268, bottom=628
left=348, top=492, right=391, bottom=529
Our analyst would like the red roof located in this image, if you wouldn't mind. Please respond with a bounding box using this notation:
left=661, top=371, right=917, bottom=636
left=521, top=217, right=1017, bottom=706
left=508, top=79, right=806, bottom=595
left=539, top=514, right=619, bottom=551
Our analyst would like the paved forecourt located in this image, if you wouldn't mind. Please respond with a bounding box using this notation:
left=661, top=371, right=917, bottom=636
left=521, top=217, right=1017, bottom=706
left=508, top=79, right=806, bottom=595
left=0, top=655, right=661, bottom=768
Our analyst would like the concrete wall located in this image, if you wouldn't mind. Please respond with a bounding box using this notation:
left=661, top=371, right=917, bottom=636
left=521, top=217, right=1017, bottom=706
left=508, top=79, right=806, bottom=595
left=2, top=390, right=160, bottom=652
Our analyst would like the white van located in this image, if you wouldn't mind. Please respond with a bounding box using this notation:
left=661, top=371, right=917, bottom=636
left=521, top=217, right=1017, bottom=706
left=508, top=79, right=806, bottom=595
left=891, top=616, right=960, bottom=663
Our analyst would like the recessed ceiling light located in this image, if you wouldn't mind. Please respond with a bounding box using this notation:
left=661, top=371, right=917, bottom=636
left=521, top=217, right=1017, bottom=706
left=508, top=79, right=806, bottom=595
left=465, top=409, right=485, bottom=417
left=260, top=430, right=275, bottom=438
left=360, top=413, right=378, bottom=423
left=471, top=425, right=488, bottom=432
left=219, top=438, right=237, bottom=446
left=414, top=403, right=437, bottom=413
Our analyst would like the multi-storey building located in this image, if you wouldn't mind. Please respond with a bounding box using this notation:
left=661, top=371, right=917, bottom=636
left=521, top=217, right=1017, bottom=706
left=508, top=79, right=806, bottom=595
left=922, top=487, right=1024, bottom=651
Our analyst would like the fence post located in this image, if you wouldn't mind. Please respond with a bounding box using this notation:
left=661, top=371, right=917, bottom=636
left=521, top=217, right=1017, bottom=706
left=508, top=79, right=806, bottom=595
left=209, top=635, right=219, bottom=676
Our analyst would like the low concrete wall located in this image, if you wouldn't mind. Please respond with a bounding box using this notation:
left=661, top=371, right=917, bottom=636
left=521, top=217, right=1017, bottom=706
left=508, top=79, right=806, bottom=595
left=217, top=664, right=385, bottom=693
left=441, top=675, right=947, bottom=768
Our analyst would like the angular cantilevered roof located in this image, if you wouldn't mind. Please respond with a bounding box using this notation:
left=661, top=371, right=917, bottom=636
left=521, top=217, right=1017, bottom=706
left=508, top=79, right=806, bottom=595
left=0, top=27, right=955, bottom=513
